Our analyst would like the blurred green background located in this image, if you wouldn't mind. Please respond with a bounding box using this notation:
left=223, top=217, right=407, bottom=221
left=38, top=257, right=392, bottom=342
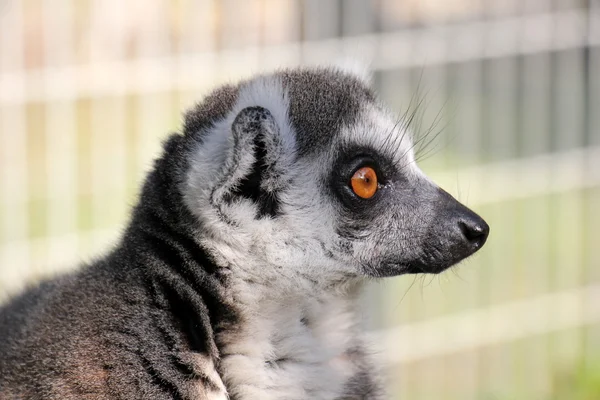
left=0, top=1, right=599, bottom=399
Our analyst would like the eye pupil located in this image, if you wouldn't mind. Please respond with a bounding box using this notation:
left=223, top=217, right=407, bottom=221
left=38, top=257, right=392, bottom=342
left=350, top=167, right=378, bottom=199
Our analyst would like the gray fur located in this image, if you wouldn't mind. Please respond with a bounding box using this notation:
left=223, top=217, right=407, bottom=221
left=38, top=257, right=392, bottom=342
left=0, top=66, right=488, bottom=399
left=279, top=69, right=375, bottom=156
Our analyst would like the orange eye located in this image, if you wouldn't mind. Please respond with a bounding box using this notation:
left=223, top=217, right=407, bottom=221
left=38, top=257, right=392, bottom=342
left=350, top=167, right=378, bottom=199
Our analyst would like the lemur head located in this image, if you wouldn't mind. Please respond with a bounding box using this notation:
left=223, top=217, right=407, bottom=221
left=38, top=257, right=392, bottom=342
left=180, top=67, right=488, bottom=286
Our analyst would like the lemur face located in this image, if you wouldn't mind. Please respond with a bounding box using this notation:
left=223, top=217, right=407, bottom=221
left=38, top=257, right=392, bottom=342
left=183, top=68, right=488, bottom=283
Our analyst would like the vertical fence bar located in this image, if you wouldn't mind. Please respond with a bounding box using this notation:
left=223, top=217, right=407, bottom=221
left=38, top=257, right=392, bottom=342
left=302, top=0, right=340, bottom=41
left=41, top=0, right=79, bottom=276
left=177, top=0, right=219, bottom=116
left=584, top=0, right=600, bottom=373
left=518, top=1, right=554, bottom=395
left=480, top=0, right=520, bottom=396
left=135, top=0, right=174, bottom=186
left=258, top=0, right=302, bottom=70
left=341, top=0, right=374, bottom=37
left=88, top=0, right=127, bottom=251
left=0, top=0, right=29, bottom=297
left=218, top=0, right=261, bottom=78
left=551, top=2, right=588, bottom=383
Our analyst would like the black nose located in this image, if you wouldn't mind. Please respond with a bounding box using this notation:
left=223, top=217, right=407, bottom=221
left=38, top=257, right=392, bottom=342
left=458, top=215, right=489, bottom=250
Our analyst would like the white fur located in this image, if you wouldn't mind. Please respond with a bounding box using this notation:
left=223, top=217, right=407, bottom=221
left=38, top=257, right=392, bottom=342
left=218, top=277, right=363, bottom=400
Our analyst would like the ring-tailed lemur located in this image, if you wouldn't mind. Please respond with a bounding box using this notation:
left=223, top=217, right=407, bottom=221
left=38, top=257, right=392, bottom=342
left=0, top=67, right=489, bottom=400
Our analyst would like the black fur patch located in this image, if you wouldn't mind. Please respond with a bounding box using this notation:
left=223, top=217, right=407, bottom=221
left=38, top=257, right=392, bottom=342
left=230, top=133, right=280, bottom=218
left=228, top=107, right=281, bottom=218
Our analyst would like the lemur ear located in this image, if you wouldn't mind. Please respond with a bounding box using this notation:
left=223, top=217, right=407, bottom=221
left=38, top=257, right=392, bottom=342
left=210, top=107, right=283, bottom=219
